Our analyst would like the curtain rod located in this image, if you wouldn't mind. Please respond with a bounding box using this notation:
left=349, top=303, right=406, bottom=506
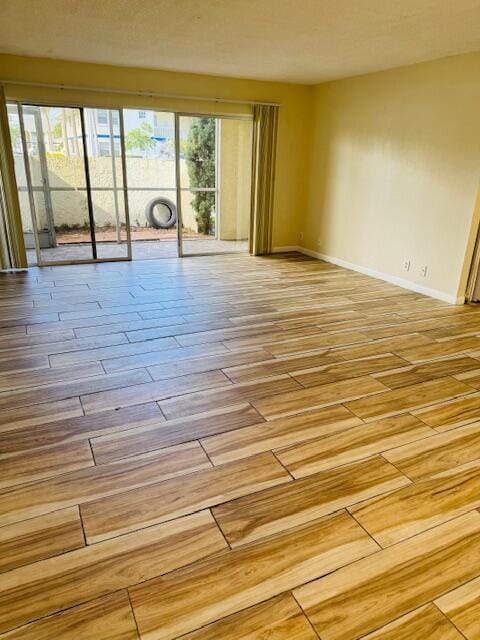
left=0, top=79, right=281, bottom=107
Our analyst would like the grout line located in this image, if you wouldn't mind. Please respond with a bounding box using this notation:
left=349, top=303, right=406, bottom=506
left=198, top=439, right=215, bottom=469
left=432, top=602, right=469, bottom=640
left=208, top=507, right=232, bottom=551
left=271, top=450, right=296, bottom=480
left=378, top=451, right=414, bottom=483
left=78, top=395, right=86, bottom=416
left=77, top=504, right=88, bottom=547
left=348, top=509, right=383, bottom=550
left=87, top=437, right=98, bottom=466
left=126, top=588, right=143, bottom=640
left=290, top=591, right=321, bottom=639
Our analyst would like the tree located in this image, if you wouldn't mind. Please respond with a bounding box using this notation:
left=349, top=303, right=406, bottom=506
left=184, top=118, right=215, bottom=235
left=52, top=120, right=64, bottom=152
left=125, top=123, right=156, bottom=154
left=9, top=126, right=20, bottom=150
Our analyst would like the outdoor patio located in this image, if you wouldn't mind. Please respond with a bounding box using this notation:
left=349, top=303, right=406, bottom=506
left=26, top=237, right=248, bottom=263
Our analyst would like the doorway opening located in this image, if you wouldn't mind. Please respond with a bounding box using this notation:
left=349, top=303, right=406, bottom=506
left=7, top=103, right=253, bottom=265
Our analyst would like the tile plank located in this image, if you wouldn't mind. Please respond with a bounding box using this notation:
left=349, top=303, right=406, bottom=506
left=350, top=458, right=480, bottom=546
left=91, top=403, right=262, bottom=464
left=0, top=355, right=50, bottom=375
left=160, top=374, right=301, bottom=420
left=276, top=414, right=433, bottom=478
left=214, top=456, right=410, bottom=546
left=0, top=441, right=93, bottom=489
left=81, top=452, right=291, bottom=542
left=0, top=511, right=225, bottom=634
left=0, top=369, right=151, bottom=411
left=0, top=398, right=83, bottom=434
left=362, top=604, right=463, bottom=640
left=396, top=335, right=480, bottom=363
left=331, top=333, right=434, bottom=361
left=384, top=421, right=480, bottom=479
left=0, top=591, right=139, bottom=640
left=148, top=348, right=272, bottom=380
left=0, top=333, right=128, bottom=363
left=374, top=355, right=480, bottom=389
left=259, top=331, right=370, bottom=357
left=0, top=507, right=84, bottom=574
left=129, top=511, right=379, bottom=640
left=102, top=342, right=228, bottom=373
left=81, top=369, right=230, bottom=414
left=436, top=575, right=480, bottom=640
left=223, top=350, right=345, bottom=383
left=49, top=335, right=177, bottom=367
left=0, top=442, right=210, bottom=526
left=181, top=593, right=318, bottom=640
left=294, top=511, right=480, bottom=640
left=345, top=377, right=472, bottom=422
left=413, top=392, right=480, bottom=430
left=0, top=362, right=104, bottom=393
left=202, top=404, right=362, bottom=465
left=0, top=402, right=164, bottom=458
left=293, top=354, right=407, bottom=387
left=253, top=376, right=387, bottom=420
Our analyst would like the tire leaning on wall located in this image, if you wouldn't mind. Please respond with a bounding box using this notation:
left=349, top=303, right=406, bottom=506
left=145, top=197, right=177, bottom=229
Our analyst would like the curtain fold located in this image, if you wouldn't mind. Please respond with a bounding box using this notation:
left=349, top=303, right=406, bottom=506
left=463, top=188, right=480, bottom=302
left=249, top=104, right=279, bottom=255
left=465, top=230, right=480, bottom=302
left=0, top=86, right=27, bottom=269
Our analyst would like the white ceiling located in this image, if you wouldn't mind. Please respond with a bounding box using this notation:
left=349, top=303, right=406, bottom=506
left=2, top=0, right=480, bottom=84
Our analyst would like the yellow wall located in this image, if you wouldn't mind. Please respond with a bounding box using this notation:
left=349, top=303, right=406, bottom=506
left=0, top=54, right=312, bottom=249
left=302, top=51, right=480, bottom=302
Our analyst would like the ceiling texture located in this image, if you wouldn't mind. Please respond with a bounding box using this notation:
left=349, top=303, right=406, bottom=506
left=2, top=0, right=480, bottom=84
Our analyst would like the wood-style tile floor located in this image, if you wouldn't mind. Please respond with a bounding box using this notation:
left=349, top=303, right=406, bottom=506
left=1, top=252, right=480, bottom=639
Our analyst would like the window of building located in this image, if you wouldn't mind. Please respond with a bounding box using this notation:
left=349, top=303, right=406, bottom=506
left=98, top=139, right=111, bottom=156
left=97, top=110, right=108, bottom=125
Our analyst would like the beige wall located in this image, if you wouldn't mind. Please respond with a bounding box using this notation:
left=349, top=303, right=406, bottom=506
left=302, top=52, right=480, bottom=302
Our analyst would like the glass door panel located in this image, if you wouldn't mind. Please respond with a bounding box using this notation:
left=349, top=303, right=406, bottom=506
left=21, top=105, right=94, bottom=264
left=123, top=109, right=178, bottom=259
left=6, top=104, right=38, bottom=265
left=179, top=116, right=216, bottom=255
left=84, top=108, right=130, bottom=260
left=8, top=102, right=132, bottom=265
left=178, top=115, right=252, bottom=256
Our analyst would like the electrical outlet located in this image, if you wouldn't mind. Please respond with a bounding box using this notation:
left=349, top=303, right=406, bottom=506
left=403, top=260, right=410, bottom=271
left=299, top=231, right=304, bottom=242
left=421, top=265, right=428, bottom=277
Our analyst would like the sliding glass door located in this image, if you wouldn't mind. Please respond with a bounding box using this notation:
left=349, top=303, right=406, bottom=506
left=8, top=104, right=131, bottom=265
left=178, top=115, right=252, bottom=256
left=8, top=102, right=253, bottom=264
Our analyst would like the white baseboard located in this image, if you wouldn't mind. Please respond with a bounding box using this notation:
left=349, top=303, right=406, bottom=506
left=272, top=245, right=464, bottom=305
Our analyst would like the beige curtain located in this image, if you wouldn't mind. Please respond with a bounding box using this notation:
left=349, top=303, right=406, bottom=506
left=0, top=86, right=27, bottom=269
left=465, top=229, right=480, bottom=302
left=249, top=104, right=279, bottom=255
left=464, top=188, right=480, bottom=302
